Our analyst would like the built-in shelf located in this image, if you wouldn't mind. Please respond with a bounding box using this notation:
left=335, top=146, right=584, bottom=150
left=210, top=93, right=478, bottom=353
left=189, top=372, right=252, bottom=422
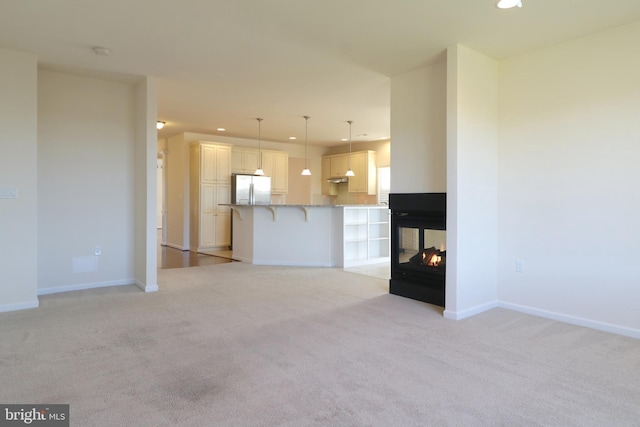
left=343, top=206, right=390, bottom=267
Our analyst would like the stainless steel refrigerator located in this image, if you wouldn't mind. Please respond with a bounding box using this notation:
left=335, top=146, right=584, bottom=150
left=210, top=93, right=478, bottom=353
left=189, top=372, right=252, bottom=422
left=231, top=174, right=271, bottom=205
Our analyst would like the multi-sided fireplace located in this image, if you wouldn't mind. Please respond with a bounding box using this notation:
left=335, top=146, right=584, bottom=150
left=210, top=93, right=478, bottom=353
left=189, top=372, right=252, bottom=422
left=389, top=193, right=446, bottom=307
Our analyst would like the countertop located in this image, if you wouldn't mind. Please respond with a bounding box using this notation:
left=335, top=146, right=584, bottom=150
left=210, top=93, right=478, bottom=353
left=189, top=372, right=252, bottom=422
left=222, top=204, right=388, bottom=208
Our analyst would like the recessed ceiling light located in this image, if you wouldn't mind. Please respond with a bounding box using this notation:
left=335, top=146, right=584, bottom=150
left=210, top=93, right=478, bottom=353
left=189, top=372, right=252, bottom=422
left=157, top=121, right=165, bottom=129
left=289, top=136, right=297, bottom=140
left=217, top=128, right=226, bottom=132
left=341, top=138, right=348, bottom=141
left=497, top=0, right=522, bottom=9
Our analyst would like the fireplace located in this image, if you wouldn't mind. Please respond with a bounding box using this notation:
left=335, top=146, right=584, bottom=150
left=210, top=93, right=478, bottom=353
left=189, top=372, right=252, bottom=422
left=389, top=193, right=446, bottom=307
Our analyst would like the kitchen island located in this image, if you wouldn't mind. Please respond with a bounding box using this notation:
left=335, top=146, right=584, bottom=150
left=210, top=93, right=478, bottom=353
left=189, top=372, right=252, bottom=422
left=226, top=204, right=389, bottom=267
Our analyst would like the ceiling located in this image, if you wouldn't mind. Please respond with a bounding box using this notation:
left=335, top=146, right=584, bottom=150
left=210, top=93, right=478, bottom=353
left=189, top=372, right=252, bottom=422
left=2, top=0, right=640, bottom=147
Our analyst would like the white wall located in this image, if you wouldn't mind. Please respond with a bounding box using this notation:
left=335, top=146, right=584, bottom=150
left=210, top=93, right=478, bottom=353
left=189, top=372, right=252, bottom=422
left=287, top=157, right=312, bottom=205
left=0, top=48, right=38, bottom=311
left=324, top=139, right=391, bottom=167
left=390, top=59, right=447, bottom=193
left=390, top=22, right=640, bottom=337
left=37, top=70, right=136, bottom=293
left=445, top=45, right=499, bottom=319
left=497, top=21, right=640, bottom=335
left=165, top=133, right=189, bottom=249
left=133, top=77, right=158, bottom=292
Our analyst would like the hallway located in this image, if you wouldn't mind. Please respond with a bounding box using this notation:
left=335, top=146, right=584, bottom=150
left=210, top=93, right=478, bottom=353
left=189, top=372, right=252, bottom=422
left=157, top=230, right=233, bottom=269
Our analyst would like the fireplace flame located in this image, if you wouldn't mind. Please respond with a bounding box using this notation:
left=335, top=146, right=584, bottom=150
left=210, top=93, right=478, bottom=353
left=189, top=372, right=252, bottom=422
left=410, top=246, right=445, bottom=268
left=427, top=254, right=442, bottom=267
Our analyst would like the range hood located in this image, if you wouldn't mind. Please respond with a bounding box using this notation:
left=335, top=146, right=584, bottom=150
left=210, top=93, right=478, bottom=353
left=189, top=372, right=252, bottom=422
left=326, top=176, right=349, bottom=184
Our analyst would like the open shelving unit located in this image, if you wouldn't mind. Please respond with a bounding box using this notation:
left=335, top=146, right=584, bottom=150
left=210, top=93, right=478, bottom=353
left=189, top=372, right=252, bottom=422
left=343, top=206, right=390, bottom=267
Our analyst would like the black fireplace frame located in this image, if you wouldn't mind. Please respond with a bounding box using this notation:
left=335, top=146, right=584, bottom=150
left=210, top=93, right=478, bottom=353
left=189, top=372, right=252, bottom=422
left=389, top=193, right=446, bottom=307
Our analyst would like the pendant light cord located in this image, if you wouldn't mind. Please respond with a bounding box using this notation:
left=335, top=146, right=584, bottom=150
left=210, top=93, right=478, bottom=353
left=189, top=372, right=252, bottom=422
left=348, top=120, right=353, bottom=170
left=304, top=115, right=310, bottom=168
left=257, top=118, right=263, bottom=169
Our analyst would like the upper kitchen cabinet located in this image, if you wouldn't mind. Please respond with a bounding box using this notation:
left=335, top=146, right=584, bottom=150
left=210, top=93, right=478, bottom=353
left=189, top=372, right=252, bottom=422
left=321, top=157, right=337, bottom=195
left=231, top=147, right=260, bottom=174
left=198, top=142, right=231, bottom=183
left=261, top=150, right=288, bottom=194
left=321, top=150, right=377, bottom=195
left=330, top=155, right=349, bottom=178
left=348, top=150, right=377, bottom=194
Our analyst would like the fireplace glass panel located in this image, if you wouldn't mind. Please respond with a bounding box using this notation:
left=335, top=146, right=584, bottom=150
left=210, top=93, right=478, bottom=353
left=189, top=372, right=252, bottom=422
left=398, top=227, right=446, bottom=269
left=399, top=227, right=419, bottom=264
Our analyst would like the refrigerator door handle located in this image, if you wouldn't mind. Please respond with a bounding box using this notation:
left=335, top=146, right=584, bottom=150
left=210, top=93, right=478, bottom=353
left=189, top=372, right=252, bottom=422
left=249, top=183, right=254, bottom=205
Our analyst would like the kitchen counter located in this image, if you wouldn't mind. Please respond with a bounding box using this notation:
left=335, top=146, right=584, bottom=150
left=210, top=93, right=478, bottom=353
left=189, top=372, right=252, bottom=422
left=223, top=203, right=386, bottom=222
left=227, top=204, right=389, bottom=267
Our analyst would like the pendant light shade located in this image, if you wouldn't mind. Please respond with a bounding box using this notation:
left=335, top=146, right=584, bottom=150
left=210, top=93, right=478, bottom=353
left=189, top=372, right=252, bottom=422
left=345, top=120, right=355, bottom=177
left=496, top=0, right=522, bottom=8
left=255, top=118, right=264, bottom=176
left=301, top=115, right=311, bottom=176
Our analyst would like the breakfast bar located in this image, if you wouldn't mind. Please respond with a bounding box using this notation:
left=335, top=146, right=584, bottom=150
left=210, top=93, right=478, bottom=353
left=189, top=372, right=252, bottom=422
left=228, top=204, right=390, bottom=267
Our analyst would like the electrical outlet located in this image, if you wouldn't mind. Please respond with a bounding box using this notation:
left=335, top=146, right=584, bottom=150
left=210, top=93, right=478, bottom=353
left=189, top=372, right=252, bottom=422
left=516, top=259, right=525, bottom=273
left=94, top=246, right=102, bottom=256
left=0, top=187, right=18, bottom=199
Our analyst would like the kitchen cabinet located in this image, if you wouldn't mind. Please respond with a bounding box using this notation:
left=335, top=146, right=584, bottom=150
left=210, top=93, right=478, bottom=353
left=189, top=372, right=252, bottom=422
left=231, top=147, right=260, bottom=174
left=330, top=155, right=349, bottom=178
left=321, top=157, right=336, bottom=195
left=261, top=150, right=288, bottom=194
left=321, top=150, right=377, bottom=195
left=190, top=141, right=232, bottom=251
left=197, top=143, right=231, bottom=184
left=347, top=150, right=376, bottom=194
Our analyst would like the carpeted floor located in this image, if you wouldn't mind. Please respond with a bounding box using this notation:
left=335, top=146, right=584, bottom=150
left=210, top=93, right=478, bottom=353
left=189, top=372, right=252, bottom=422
left=1, top=262, right=639, bottom=426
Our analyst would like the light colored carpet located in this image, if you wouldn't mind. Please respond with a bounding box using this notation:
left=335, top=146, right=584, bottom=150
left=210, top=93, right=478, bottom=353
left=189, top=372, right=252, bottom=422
left=1, top=263, right=639, bottom=426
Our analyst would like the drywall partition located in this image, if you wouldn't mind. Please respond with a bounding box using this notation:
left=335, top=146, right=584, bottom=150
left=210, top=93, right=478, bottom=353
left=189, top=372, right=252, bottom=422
left=134, top=77, right=158, bottom=292
left=165, top=133, right=189, bottom=250
left=390, top=59, right=446, bottom=193
left=37, top=70, right=136, bottom=294
left=444, top=45, right=499, bottom=320
left=497, top=21, right=640, bottom=337
left=0, top=48, right=39, bottom=312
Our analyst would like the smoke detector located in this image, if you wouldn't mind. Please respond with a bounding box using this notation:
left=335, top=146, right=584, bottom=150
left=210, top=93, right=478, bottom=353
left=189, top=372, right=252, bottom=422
left=92, top=47, right=111, bottom=56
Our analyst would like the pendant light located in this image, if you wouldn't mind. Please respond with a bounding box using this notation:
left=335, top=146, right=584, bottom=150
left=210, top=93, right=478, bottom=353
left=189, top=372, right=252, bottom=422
left=345, top=120, right=355, bottom=177
left=301, top=115, right=311, bottom=176
left=255, top=118, right=264, bottom=176
left=496, top=0, right=522, bottom=8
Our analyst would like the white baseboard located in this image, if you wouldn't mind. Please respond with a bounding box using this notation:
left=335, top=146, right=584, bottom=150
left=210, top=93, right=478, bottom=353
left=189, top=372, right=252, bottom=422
left=136, top=280, right=158, bottom=293
left=38, top=279, right=135, bottom=296
left=0, top=299, right=39, bottom=313
left=443, top=300, right=498, bottom=320
left=253, top=260, right=336, bottom=267
left=442, top=299, right=640, bottom=339
left=498, top=301, right=640, bottom=340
